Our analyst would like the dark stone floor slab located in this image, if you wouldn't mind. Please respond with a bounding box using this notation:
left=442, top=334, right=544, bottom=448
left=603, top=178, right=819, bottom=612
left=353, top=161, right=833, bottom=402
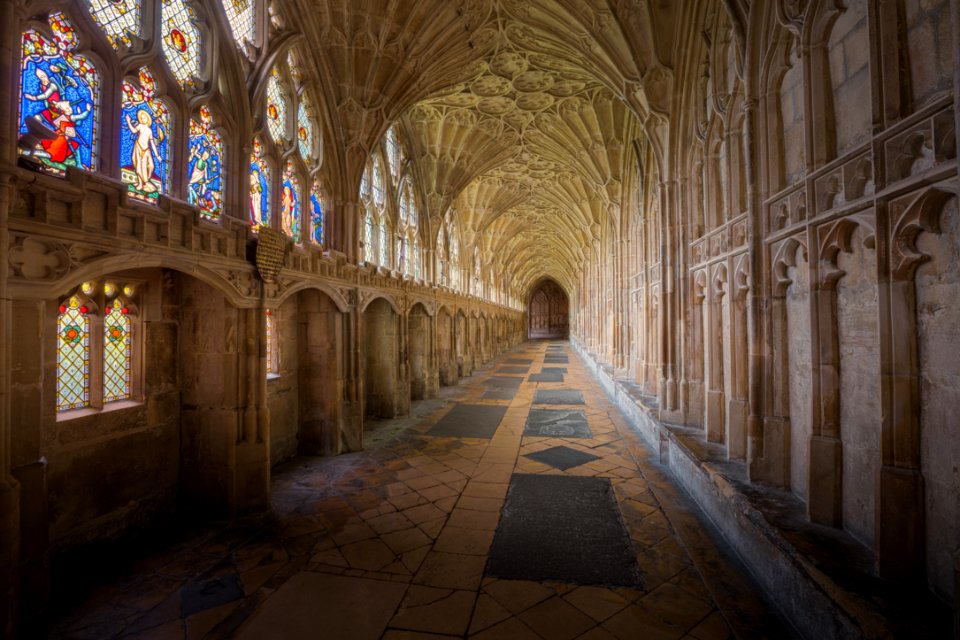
left=544, top=357, right=570, bottom=364
left=487, top=376, right=524, bottom=388
left=524, top=409, right=592, bottom=438
left=497, top=366, right=529, bottom=375
left=181, top=574, right=243, bottom=617
left=524, top=445, right=600, bottom=470
left=486, top=474, right=641, bottom=587
left=428, top=404, right=508, bottom=438
left=529, top=372, right=564, bottom=383
left=542, top=367, right=568, bottom=374
left=506, top=358, right=534, bottom=365
left=534, top=389, right=584, bottom=405
left=481, top=387, right=518, bottom=401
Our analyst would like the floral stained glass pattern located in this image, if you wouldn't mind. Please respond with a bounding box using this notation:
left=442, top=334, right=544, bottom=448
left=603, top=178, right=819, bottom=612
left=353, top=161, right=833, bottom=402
left=120, top=68, right=170, bottom=202
left=57, top=296, right=90, bottom=411
left=221, top=0, right=255, bottom=49
left=249, top=137, right=270, bottom=230
left=266, top=67, right=287, bottom=143
left=188, top=106, right=223, bottom=218
left=161, top=0, right=201, bottom=89
left=310, top=184, right=324, bottom=245
left=103, top=299, right=132, bottom=403
left=281, top=161, right=301, bottom=241
left=18, top=14, right=100, bottom=176
left=297, top=98, right=314, bottom=160
left=87, top=0, right=140, bottom=48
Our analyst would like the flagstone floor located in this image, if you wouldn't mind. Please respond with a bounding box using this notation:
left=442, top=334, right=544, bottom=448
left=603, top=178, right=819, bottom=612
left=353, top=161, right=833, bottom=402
left=50, top=342, right=793, bottom=640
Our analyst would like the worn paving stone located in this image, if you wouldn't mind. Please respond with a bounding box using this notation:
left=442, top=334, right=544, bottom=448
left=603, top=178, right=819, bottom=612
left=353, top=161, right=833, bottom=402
left=428, top=404, right=507, bottom=438
left=533, top=389, right=585, bottom=405
left=524, top=409, right=592, bottom=438
left=497, top=366, right=529, bottom=375
left=529, top=372, right=565, bottom=383
left=486, top=376, right=524, bottom=388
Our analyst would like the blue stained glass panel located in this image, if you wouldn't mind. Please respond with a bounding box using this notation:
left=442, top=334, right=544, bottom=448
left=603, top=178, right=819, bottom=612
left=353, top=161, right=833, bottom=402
left=120, top=69, right=170, bottom=202
left=249, top=138, right=270, bottom=230
left=18, top=16, right=100, bottom=176
left=310, top=186, right=323, bottom=244
left=188, top=106, right=223, bottom=218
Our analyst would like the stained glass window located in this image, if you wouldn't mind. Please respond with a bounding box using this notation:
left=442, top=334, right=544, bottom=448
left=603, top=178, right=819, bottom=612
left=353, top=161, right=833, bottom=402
left=161, top=0, right=201, bottom=90
left=379, top=219, right=389, bottom=267
left=222, top=0, right=255, bottom=49
left=397, top=236, right=405, bottom=274
left=297, top=98, right=314, bottom=159
left=265, top=310, right=278, bottom=375
left=281, top=161, right=301, bottom=241
left=188, top=106, right=223, bottom=219
left=403, top=236, right=412, bottom=276
left=87, top=0, right=140, bottom=48
left=18, top=14, right=100, bottom=176
left=413, top=238, right=421, bottom=279
left=372, top=155, right=386, bottom=209
left=57, top=296, right=90, bottom=411
left=310, top=183, right=323, bottom=245
left=120, top=68, right=171, bottom=203
left=386, top=126, right=401, bottom=180
left=249, top=137, right=270, bottom=230
left=450, top=223, right=460, bottom=290
left=364, top=210, right=375, bottom=262
left=103, top=298, right=132, bottom=403
left=266, top=67, right=287, bottom=143
left=360, top=162, right=371, bottom=202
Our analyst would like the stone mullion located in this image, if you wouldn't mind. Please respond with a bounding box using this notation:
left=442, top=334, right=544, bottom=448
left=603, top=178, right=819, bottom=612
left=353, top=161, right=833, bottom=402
left=658, top=180, right=677, bottom=412
left=871, top=0, right=910, bottom=129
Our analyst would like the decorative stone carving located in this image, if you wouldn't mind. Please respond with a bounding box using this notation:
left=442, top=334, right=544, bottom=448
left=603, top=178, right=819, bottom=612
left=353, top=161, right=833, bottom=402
left=8, top=236, right=70, bottom=281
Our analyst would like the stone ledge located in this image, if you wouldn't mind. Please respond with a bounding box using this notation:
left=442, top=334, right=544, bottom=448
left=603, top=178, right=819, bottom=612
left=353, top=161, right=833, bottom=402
left=571, top=339, right=940, bottom=640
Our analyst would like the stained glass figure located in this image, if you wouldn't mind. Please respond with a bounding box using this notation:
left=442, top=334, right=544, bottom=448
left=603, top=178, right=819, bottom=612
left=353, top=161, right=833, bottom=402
left=249, top=137, right=270, bottom=230
left=297, top=98, right=314, bottom=159
left=222, top=0, right=255, bottom=49
left=188, top=106, right=223, bottom=218
left=161, top=0, right=201, bottom=90
left=281, top=161, right=301, bottom=241
left=57, top=296, right=90, bottom=411
left=364, top=210, right=375, bottom=262
left=310, top=183, right=323, bottom=245
left=18, top=14, right=100, bottom=176
left=266, top=67, right=287, bottom=143
left=87, top=0, right=140, bottom=49
left=120, top=68, right=170, bottom=202
left=103, top=298, right=132, bottom=403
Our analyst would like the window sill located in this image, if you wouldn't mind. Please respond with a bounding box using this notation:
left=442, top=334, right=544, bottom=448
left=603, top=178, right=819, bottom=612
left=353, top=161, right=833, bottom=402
left=267, top=373, right=281, bottom=381
left=56, top=399, right=142, bottom=423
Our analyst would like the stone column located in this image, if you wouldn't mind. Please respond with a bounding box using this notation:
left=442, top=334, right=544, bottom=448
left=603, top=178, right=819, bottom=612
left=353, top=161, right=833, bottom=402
left=0, top=1, right=21, bottom=629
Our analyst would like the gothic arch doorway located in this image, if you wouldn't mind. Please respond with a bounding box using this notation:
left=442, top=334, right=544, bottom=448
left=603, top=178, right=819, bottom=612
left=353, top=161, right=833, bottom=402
left=528, top=279, right=569, bottom=339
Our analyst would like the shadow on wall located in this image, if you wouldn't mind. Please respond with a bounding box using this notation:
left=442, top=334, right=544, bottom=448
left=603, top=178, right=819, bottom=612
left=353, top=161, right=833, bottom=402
left=528, top=279, right=569, bottom=339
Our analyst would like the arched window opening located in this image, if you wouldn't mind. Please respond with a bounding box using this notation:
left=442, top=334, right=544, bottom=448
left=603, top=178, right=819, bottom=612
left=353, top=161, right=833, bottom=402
left=57, top=295, right=90, bottom=411
left=160, top=0, right=201, bottom=90
left=281, top=160, right=301, bottom=241
left=188, top=106, right=223, bottom=219
left=379, top=218, right=390, bottom=267
left=364, top=209, right=376, bottom=263
left=103, top=298, right=132, bottom=403
left=87, top=0, right=141, bottom=49
left=18, top=13, right=100, bottom=176
left=120, top=68, right=171, bottom=203
left=249, top=137, right=270, bottom=230
left=386, top=125, right=402, bottom=181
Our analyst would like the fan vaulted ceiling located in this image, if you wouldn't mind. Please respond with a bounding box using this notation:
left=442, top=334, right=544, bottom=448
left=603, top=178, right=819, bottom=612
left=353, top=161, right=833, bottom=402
left=290, top=0, right=678, bottom=297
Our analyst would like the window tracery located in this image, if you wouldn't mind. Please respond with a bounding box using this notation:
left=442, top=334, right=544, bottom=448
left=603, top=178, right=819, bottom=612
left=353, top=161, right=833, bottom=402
left=160, top=0, right=202, bottom=90
left=18, top=13, right=99, bottom=176
left=120, top=68, right=170, bottom=203
left=221, top=0, right=256, bottom=50
left=57, top=295, right=90, bottom=411
left=297, top=97, right=314, bottom=160
left=266, top=66, right=287, bottom=143
left=188, top=106, right=223, bottom=219
left=87, top=0, right=140, bottom=49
